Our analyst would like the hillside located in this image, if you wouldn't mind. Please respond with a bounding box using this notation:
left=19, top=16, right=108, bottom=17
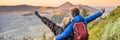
left=88, top=6, right=120, bottom=40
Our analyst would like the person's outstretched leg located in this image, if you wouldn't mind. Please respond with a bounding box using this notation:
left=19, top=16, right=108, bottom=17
left=35, top=11, right=63, bottom=35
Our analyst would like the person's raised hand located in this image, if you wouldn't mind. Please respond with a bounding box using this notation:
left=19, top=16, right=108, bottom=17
left=35, top=11, right=39, bottom=16
left=100, top=8, right=105, bottom=13
left=34, top=11, right=43, bottom=18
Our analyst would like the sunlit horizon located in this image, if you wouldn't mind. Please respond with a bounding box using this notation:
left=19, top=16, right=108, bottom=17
left=0, top=0, right=120, bottom=7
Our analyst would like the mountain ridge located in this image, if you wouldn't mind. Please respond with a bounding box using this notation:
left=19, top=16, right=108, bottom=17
left=0, top=2, right=99, bottom=15
left=55, top=2, right=99, bottom=14
left=0, top=5, right=40, bottom=12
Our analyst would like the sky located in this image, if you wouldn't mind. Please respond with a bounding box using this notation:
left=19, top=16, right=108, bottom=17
left=0, top=0, right=120, bottom=7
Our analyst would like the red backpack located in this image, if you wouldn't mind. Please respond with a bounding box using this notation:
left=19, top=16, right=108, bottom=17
left=73, top=22, right=89, bottom=40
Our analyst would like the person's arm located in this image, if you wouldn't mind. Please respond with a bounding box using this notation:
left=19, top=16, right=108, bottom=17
left=35, top=11, right=63, bottom=35
left=85, top=8, right=105, bottom=23
left=85, top=11, right=103, bottom=23
left=55, top=22, right=74, bottom=40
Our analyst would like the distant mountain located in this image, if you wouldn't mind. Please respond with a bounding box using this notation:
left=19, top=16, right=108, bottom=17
left=0, top=2, right=100, bottom=15
left=59, top=2, right=74, bottom=8
left=53, top=2, right=99, bottom=14
left=0, top=5, right=40, bottom=12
